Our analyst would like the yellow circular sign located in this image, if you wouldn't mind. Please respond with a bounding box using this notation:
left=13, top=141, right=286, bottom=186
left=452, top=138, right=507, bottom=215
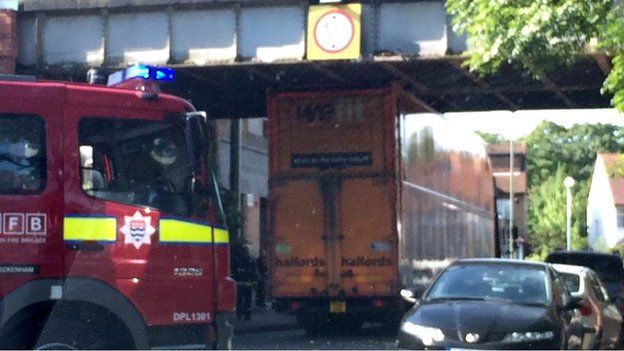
left=307, top=4, right=362, bottom=61
left=314, top=10, right=355, bottom=53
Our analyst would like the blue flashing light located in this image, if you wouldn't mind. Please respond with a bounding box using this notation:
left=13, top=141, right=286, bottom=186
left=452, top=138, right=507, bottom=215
left=127, top=65, right=150, bottom=79
left=107, top=64, right=175, bottom=87
left=155, top=68, right=174, bottom=81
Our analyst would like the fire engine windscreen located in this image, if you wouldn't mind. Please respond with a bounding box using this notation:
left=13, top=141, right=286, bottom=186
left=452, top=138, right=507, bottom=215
left=78, top=117, right=194, bottom=216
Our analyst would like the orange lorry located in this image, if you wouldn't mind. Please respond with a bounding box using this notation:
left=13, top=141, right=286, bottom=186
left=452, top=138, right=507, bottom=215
left=267, top=87, right=497, bottom=332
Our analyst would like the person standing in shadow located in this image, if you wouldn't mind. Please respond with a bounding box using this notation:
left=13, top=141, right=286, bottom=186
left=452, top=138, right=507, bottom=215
left=255, top=251, right=267, bottom=307
left=232, top=245, right=257, bottom=320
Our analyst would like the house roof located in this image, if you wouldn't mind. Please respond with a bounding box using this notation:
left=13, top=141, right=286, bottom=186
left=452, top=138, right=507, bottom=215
left=493, top=173, right=526, bottom=194
left=486, top=143, right=526, bottom=155
left=598, top=153, right=624, bottom=205
left=487, top=143, right=527, bottom=194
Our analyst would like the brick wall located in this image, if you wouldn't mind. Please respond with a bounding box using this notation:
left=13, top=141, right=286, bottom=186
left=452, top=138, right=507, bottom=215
left=0, top=9, right=16, bottom=74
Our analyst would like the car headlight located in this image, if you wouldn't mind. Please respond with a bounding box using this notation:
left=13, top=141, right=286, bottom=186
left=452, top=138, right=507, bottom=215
left=401, top=321, right=445, bottom=346
left=502, top=331, right=554, bottom=343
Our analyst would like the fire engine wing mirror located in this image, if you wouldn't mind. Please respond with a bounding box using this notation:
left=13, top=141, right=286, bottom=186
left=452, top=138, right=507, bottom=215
left=185, top=111, right=208, bottom=192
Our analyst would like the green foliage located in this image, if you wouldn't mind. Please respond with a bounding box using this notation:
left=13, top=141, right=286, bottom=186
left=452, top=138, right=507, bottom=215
left=446, top=0, right=624, bottom=111
left=475, top=131, right=507, bottom=144
left=522, top=122, right=624, bottom=257
left=606, top=154, right=624, bottom=178
left=523, top=121, right=624, bottom=187
left=601, top=5, right=624, bottom=110
left=527, top=167, right=588, bottom=259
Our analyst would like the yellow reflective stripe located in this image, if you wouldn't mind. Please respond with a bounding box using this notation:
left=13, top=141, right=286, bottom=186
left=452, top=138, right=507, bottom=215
left=159, top=218, right=212, bottom=243
left=213, top=227, right=229, bottom=244
left=63, top=216, right=117, bottom=242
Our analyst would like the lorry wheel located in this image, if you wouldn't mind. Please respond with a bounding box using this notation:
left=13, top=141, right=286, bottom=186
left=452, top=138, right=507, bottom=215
left=298, top=315, right=361, bottom=336
left=297, top=316, right=328, bottom=336
left=302, top=322, right=324, bottom=336
left=335, top=316, right=362, bottom=335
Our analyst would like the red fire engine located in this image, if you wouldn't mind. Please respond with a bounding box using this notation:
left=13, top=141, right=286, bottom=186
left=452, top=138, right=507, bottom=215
left=0, top=65, right=235, bottom=349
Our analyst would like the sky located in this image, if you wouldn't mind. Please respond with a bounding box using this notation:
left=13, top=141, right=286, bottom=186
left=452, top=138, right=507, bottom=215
left=443, top=108, right=624, bottom=140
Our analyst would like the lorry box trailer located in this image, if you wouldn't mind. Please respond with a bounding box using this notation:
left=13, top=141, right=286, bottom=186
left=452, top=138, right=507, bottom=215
left=267, top=87, right=497, bottom=332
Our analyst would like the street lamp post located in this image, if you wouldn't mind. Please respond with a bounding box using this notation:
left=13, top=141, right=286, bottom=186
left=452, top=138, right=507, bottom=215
left=509, top=140, right=514, bottom=258
left=563, top=176, right=576, bottom=251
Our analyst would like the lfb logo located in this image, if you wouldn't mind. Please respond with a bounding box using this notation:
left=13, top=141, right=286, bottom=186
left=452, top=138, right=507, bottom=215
left=1, top=213, right=47, bottom=235
left=120, top=211, right=155, bottom=249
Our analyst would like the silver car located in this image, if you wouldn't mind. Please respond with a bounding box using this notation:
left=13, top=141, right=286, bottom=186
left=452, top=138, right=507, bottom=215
left=553, top=264, right=623, bottom=349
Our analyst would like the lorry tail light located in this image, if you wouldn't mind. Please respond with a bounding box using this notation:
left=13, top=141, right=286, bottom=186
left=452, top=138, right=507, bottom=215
left=290, top=301, right=301, bottom=312
left=374, top=299, right=384, bottom=309
left=579, top=302, right=592, bottom=316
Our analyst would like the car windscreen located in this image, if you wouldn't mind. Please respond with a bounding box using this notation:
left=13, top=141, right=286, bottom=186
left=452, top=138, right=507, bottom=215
left=425, top=263, right=549, bottom=305
left=546, top=253, right=624, bottom=283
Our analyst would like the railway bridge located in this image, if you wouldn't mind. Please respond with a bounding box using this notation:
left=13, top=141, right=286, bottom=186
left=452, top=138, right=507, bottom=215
left=1, top=0, right=613, bottom=117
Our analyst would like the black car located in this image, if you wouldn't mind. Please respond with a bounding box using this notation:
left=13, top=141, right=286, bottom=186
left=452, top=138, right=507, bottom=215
left=545, top=251, right=624, bottom=313
left=397, top=259, right=582, bottom=350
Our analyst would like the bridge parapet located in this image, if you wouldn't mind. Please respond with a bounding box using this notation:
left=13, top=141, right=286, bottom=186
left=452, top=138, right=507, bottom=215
left=14, top=0, right=612, bottom=115
left=17, top=0, right=461, bottom=68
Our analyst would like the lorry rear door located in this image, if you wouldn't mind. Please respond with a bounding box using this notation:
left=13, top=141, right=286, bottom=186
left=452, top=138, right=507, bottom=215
left=269, top=89, right=398, bottom=299
left=271, top=178, right=327, bottom=297
left=337, top=176, right=396, bottom=296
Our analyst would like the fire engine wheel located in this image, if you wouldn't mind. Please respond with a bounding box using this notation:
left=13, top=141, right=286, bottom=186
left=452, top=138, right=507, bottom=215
left=34, top=317, right=122, bottom=350
left=33, top=306, right=134, bottom=350
left=36, top=342, right=77, bottom=350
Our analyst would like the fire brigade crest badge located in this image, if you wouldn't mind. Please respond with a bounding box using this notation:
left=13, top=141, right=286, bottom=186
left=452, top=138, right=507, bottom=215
left=120, top=211, right=156, bottom=249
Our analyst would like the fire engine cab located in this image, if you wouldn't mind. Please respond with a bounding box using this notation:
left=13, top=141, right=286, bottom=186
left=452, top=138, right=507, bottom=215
left=0, top=65, right=235, bottom=349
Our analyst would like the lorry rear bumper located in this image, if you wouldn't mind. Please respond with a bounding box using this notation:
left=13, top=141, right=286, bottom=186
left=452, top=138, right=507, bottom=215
left=274, top=296, right=403, bottom=323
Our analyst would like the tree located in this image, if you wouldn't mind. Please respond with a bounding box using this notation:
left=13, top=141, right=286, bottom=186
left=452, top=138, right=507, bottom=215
left=475, top=131, right=507, bottom=144
left=446, top=0, right=624, bottom=111
left=523, top=121, right=624, bottom=187
left=527, top=167, right=589, bottom=259
left=521, top=121, right=624, bottom=256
